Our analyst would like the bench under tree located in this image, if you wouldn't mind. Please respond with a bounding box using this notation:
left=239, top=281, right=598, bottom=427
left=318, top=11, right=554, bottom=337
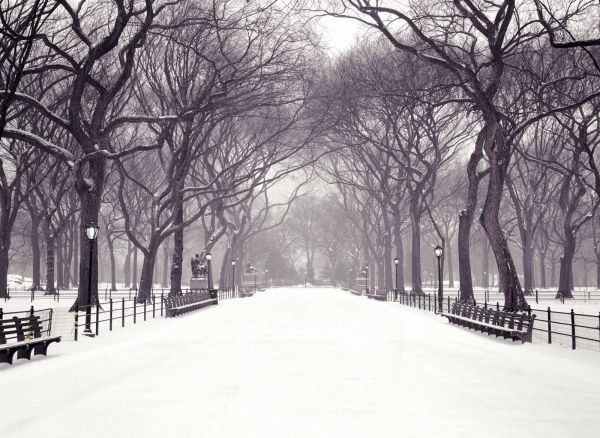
left=442, top=302, right=536, bottom=343
left=365, top=290, right=388, bottom=301
left=164, top=290, right=218, bottom=317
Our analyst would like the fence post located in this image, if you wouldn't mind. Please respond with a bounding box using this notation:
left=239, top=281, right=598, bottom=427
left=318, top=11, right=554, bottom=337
left=496, top=302, right=500, bottom=311
left=153, top=294, right=156, bottom=318
left=447, top=296, right=450, bottom=313
left=110, top=299, right=113, bottom=331
left=547, top=307, right=552, bottom=344
left=161, top=293, right=164, bottom=317
left=428, top=294, right=431, bottom=311
left=57, top=289, right=60, bottom=302
left=571, top=309, right=576, bottom=350
left=30, top=305, right=34, bottom=316
left=122, top=298, right=125, bottom=328
left=535, top=289, right=539, bottom=304
left=74, top=304, right=79, bottom=341
left=134, top=297, right=137, bottom=324
left=144, top=299, right=147, bottom=322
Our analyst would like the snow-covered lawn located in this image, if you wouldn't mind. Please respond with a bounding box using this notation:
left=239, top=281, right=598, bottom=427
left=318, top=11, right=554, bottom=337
left=2, top=287, right=600, bottom=438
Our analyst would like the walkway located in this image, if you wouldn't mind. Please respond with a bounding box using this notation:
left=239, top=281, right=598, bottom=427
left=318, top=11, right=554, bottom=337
left=2, top=287, right=600, bottom=437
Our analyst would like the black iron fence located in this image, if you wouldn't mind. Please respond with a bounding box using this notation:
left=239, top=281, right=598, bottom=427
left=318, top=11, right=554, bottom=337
left=345, top=287, right=600, bottom=352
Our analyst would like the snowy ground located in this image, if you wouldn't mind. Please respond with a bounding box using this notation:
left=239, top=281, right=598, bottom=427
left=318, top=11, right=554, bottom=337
left=2, top=287, right=600, bottom=437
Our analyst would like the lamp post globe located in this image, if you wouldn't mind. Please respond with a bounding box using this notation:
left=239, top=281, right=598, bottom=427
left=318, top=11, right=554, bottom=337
left=83, top=224, right=99, bottom=337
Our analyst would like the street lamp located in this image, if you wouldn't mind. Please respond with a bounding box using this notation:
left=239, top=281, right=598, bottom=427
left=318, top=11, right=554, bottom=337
left=83, top=224, right=99, bottom=337
left=231, top=260, right=236, bottom=292
left=206, top=253, right=213, bottom=290
left=394, top=257, right=399, bottom=301
left=265, top=269, right=269, bottom=288
left=434, top=245, right=443, bottom=313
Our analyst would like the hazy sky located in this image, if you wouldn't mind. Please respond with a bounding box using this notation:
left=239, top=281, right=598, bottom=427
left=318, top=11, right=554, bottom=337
left=317, top=14, right=367, bottom=56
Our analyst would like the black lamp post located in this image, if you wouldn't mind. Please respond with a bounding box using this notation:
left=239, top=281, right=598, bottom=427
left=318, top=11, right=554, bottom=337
left=83, top=224, right=99, bottom=337
left=394, top=257, right=399, bottom=301
left=265, top=269, right=269, bottom=288
left=231, top=260, right=236, bottom=291
left=206, top=253, right=213, bottom=289
left=364, top=265, right=369, bottom=295
left=434, top=245, right=443, bottom=313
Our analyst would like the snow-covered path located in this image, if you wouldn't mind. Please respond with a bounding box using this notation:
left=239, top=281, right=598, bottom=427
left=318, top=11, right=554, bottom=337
left=2, top=287, right=600, bottom=438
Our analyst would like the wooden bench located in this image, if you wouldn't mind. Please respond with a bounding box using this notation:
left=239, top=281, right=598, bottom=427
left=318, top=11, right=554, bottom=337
left=0, top=314, right=61, bottom=365
left=164, top=291, right=218, bottom=317
left=350, top=289, right=362, bottom=296
left=240, top=288, right=255, bottom=298
left=442, top=302, right=536, bottom=343
left=366, top=291, right=387, bottom=301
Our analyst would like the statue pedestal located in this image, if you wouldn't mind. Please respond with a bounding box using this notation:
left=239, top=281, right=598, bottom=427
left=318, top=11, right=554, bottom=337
left=190, top=277, right=208, bottom=290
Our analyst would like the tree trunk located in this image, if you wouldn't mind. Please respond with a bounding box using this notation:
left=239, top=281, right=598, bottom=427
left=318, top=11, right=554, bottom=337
left=133, top=246, right=138, bottom=290
left=393, top=213, right=405, bottom=291
left=72, top=226, right=79, bottom=287
left=123, top=241, right=131, bottom=288
left=481, top=236, right=489, bottom=289
left=522, top=234, right=534, bottom=295
left=219, top=247, right=231, bottom=288
left=447, top=239, right=454, bottom=289
left=557, top=228, right=576, bottom=298
left=45, top=224, right=56, bottom=295
left=138, top=243, right=159, bottom=303
left=458, top=128, right=487, bottom=304
left=480, top=133, right=527, bottom=311
left=56, top=232, right=64, bottom=290
left=170, top=202, right=184, bottom=295
left=162, top=240, right=169, bottom=288
left=596, top=253, right=600, bottom=289
left=539, top=249, right=547, bottom=290
left=0, top=247, right=9, bottom=299
left=63, top=224, right=73, bottom=289
left=107, top=237, right=117, bottom=291
left=30, top=212, right=42, bottom=290
left=410, top=201, right=422, bottom=294
left=72, top=157, right=105, bottom=310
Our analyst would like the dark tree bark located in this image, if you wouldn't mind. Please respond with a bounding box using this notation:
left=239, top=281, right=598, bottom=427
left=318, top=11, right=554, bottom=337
left=447, top=239, right=454, bottom=289
left=29, top=206, right=42, bottom=290
left=393, top=211, right=405, bottom=291
left=123, top=241, right=132, bottom=288
left=56, top=232, right=64, bottom=289
left=132, top=246, right=139, bottom=290
left=162, top=240, right=169, bottom=288
left=44, top=221, right=55, bottom=294
left=107, top=236, right=117, bottom=291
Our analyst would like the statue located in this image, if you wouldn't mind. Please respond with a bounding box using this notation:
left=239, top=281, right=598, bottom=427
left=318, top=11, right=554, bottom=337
left=191, top=254, right=202, bottom=277
left=246, top=263, right=258, bottom=274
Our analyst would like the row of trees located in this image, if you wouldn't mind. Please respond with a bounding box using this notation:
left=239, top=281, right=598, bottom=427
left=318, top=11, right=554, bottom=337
left=0, top=0, right=326, bottom=305
left=310, top=0, right=600, bottom=309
